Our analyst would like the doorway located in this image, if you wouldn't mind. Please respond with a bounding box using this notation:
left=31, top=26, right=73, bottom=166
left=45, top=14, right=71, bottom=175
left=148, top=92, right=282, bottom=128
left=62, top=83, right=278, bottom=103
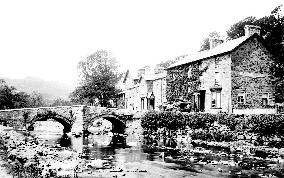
left=199, top=90, right=205, bottom=112
left=193, top=90, right=205, bottom=112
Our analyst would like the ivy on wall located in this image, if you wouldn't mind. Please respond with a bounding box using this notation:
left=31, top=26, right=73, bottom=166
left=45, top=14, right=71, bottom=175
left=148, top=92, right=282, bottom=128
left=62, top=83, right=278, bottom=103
left=166, top=61, right=208, bottom=103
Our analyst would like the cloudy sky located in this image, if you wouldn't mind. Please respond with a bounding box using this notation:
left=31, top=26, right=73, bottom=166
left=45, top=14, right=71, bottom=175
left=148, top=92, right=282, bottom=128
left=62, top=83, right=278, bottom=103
left=0, top=0, right=282, bottom=87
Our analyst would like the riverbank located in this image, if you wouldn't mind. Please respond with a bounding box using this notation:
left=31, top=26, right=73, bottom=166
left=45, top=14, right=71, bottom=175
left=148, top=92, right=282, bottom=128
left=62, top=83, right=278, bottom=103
left=0, top=124, right=82, bottom=178
left=0, top=144, right=12, bottom=178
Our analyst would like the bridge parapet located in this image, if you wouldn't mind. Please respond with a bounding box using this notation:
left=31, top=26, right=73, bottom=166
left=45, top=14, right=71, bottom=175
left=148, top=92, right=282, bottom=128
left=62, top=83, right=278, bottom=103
left=0, top=105, right=134, bottom=134
left=0, top=106, right=83, bottom=132
left=83, top=107, right=134, bottom=133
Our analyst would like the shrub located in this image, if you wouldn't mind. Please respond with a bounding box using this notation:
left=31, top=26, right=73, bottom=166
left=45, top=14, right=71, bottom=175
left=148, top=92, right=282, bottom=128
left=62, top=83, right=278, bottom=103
left=141, top=111, right=284, bottom=144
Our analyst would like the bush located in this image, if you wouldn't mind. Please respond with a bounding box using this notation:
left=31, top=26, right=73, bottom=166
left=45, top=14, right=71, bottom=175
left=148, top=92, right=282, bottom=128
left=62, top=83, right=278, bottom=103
left=141, top=111, right=284, bottom=145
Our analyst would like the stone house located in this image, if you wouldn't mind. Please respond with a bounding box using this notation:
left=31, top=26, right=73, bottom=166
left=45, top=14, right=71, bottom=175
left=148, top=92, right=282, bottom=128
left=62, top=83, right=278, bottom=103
left=167, top=25, right=276, bottom=114
left=117, top=66, right=167, bottom=110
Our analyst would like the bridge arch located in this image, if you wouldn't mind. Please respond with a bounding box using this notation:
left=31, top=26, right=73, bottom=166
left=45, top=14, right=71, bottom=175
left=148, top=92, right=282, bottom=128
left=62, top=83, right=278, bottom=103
left=27, top=111, right=73, bottom=133
left=101, top=115, right=126, bottom=134
left=85, top=114, right=126, bottom=134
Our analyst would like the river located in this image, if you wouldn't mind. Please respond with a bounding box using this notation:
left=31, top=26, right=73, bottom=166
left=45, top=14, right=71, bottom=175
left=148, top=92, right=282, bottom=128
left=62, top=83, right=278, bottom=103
left=27, top=120, right=267, bottom=178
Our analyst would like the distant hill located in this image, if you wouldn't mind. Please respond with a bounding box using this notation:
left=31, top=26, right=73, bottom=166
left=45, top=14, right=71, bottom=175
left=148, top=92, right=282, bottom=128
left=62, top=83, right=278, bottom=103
left=1, top=77, right=75, bottom=101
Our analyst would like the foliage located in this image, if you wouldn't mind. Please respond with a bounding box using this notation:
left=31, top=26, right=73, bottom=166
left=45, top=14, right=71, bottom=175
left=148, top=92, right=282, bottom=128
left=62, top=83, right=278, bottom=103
left=28, top=91, right=47, bottom=107
left=141, top=111, right=284, bottom=145
left=50, top=98, right=72, bottom=106
left=226, top=16, right=258, bottom=40
left=216, top=113, right=242, bottom=131
left=70, top=50, right=121, bottom=107
left=0, top=80, right=47, bottom=109
left=199, top=31, right=222, bottom=51
left=166, top=61, right=208, bottom=105
left=191, top=129, right=234, bottom=142
left=0, top=79, right=19, bottom=109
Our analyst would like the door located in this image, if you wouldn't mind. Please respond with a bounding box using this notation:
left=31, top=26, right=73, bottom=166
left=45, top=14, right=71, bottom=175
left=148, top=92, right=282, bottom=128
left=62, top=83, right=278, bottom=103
left=199, top=90, right=205, bottom=112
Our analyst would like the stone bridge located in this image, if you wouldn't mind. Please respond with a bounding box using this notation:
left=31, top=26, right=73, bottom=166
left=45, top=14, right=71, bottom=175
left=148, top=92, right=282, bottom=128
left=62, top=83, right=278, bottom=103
left=0, top=105, right=133, bottom=134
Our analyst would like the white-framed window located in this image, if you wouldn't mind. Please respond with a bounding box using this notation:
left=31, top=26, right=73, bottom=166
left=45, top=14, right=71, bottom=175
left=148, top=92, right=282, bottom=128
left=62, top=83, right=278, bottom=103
left=262, top=93, right=269, bottom=106
left=211, top=91, right=221, bottom=108
left=237, top=93, right=246, bottom=105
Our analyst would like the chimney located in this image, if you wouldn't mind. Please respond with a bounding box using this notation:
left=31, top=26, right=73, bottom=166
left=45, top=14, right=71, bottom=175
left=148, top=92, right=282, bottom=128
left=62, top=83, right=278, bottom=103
left=244, top=25, right=261, bottom=37
left=209, top=38, right=223, bottom=49
left=154, top=66, right=165, bottom=74
left=137, top=66, right=151, bottom=76
left=137, top=68, right=145, bottom=77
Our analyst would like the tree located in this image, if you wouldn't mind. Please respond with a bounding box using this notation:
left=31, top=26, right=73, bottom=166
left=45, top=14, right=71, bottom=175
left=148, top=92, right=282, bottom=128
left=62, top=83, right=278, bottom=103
left=226, top=5, right=284, bottom=102
left=226, top=16, right=258, bottom=40
left=70, top=50, right=121, bottom=106
left=199, top=31, right=222, bottom=51
left=0, top=79, right=31, bottom=109
left=28, top=91, right=46, bottom=107
left=12, top=92, right=31, bottom=108
left=0, top=79, right=17, bottom=109
left=51, top=98, right=72, bottom=106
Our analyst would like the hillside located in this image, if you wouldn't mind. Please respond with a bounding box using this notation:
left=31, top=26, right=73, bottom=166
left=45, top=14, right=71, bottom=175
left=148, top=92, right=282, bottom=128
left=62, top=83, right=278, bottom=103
left=1, top=77, right=75, bottom=101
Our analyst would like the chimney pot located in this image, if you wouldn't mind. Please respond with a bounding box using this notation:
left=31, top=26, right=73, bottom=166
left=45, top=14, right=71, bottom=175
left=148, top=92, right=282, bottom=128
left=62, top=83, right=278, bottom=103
left=244, top=25, right=261, bottom=37
left=209, top=38, right=223, bottom=49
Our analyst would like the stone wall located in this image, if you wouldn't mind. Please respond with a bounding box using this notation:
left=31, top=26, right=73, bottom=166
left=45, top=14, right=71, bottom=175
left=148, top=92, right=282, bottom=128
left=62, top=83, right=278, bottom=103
left=199, top=54, right=232, bottom=113
left=152, top=77, right=167, bottom=110
left=166, top=54, right=232, bottom=113
left=122, top=69, right=167, bottom=111
left=231, top=37, right=275, bottom=109
left=0, top=106, right=84, bottom=132
left=125, top=85, right=140, bottom=110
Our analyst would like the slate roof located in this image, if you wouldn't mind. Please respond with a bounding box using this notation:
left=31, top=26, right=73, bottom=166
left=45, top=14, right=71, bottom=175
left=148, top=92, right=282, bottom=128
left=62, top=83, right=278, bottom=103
left=144, top=72, right=167, bottom=81
left=167, top=33, right=261, bottom=69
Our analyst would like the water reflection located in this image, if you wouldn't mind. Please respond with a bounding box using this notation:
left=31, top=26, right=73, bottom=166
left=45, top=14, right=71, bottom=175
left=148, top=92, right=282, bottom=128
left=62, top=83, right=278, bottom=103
left=57, top=133, right=72, bottom=147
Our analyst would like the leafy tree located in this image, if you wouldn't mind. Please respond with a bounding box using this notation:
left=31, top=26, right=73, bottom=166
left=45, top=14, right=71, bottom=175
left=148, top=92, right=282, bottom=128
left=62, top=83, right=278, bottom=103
left=226, top=5, right=284, bottom=102
left=199, top=31, right=222, bottom=51
left=51, top=98, right=72, bottom=106
left=12, top=91, right=31, bottom=108
left=0, top=79, right=17, bottom=109
left=70, top=50, right=121, bottom=106
left=0, top=79, right=31, bottom=109
left=226, top=16, right=258, bottom=40
left=28, top=91, right=46, bottom=107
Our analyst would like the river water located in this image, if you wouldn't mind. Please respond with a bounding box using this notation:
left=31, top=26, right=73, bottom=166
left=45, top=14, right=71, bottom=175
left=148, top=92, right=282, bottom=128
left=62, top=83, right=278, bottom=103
left=28, top=120, right=271, bottom=178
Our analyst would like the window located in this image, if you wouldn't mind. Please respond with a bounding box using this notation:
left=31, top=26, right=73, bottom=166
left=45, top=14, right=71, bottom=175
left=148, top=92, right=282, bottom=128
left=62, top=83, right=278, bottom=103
left=262, top=93, right=269, bottom=106
left=215, top=72, right=220, bottom=85
left=211, top=91, right=221, bottom=108
left=237, top=93, right=246, bottom=105
left=141, top=98, right=145, bottom=110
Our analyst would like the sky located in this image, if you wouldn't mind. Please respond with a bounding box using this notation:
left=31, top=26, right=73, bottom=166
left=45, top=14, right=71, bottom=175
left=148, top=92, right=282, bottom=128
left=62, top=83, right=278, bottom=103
left=0, top=0, right=282, bottom=87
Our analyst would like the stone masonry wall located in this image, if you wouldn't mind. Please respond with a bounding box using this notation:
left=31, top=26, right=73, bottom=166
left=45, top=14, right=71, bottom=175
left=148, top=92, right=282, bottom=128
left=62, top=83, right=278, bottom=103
left=0, top=106, right=82, bottom=131
left=166, top=54, right=232, bottom=113
left=125, top=85, right=140, bottom=110
left=231, top=37, right=275, bottom=109
left=199, top=54, right=232, bottom=113
left=153, top=77, right=167, bottom=110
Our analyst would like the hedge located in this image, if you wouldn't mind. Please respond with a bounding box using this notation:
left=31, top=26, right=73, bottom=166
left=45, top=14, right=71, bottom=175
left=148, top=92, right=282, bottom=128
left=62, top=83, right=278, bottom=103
left=141, top=111, right=284, bottom=137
